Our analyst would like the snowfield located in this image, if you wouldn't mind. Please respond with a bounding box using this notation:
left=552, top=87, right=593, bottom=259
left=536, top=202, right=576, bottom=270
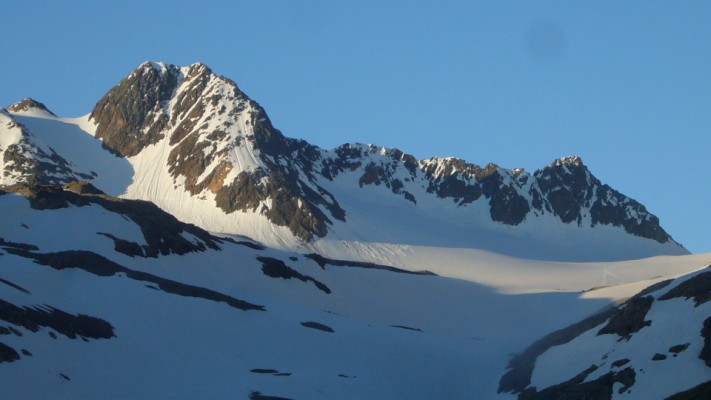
left=0, top=190, right=708, bottom=399
left=1, top=62, right=708, bottom=399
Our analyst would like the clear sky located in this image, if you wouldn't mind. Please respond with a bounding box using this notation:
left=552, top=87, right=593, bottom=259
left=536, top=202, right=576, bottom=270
left=1, top=1, right=709, bottom=254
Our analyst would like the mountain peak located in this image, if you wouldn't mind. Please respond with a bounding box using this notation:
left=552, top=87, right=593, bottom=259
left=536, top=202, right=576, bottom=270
left=90, top=62, right=184, bottom=157
left=7, top=98, right=56, bottom=117
left=187, top=61, right=211, bottom=72
left=135, top=61, right=214, bottom=79
left=551, top=155, right=584, bottom=168
left=136, top=61, right=175, bottom=77
left=90, top=61, right=243, bottom=157
left=66, top=62, right=688, bottom=256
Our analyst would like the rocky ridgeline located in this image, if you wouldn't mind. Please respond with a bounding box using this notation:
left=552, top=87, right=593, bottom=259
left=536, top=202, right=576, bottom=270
left=320, top=144, right=670, bottom=243
left=3, top=62, right=675, bottom=245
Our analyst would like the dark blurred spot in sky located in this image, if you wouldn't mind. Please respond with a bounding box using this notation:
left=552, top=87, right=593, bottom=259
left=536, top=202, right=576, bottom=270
left=524, top=21, right=567, bottom=61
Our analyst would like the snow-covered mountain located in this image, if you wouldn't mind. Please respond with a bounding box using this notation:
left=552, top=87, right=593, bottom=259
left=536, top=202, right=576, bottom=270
left=0, top=103, right=93, bottom=186
left=1, top=61, right=708, bottom=399
left=0, top=183, right=707, bottom=399
left=499, top=265, right=711, bottom=399
left=1, top=62, right=686, bottom=264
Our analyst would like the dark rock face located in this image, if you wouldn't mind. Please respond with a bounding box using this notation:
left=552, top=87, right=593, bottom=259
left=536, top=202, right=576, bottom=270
left=356, top=151, right=418, bottom=204
left=428, top=173, right=483, bottom=205
left=214, top=169, right=342, bottom=242
left=659, top=271, right=711, bottom=307
left=700, top=317, right=711, bottom=367
left=534, top=157, right=592, bottom=224
left=610, top=359, right=630, bottom=368
left=534, top=157, right=672, bottom=243
left=304, top=253, right=436, bottom=276
left=0, top=342, right=20, bottom=363
left=249, top=391, right=294, bottom=400
left=321, top=151, right=675, bottom=242
left=3, top=184, right=72, bottom=209
left=4, top=183, right=221, bottom=257
left=423, top=160, right=530, bottom=224
left=665, top=380, right=711, bottom=400
left=652, top=353, right=668, bottom=361
left=597, top=295, right=654, bottom=340
left=519, top=366, right=635, bottom=400
left=235, top=112, right=347, bottom=241
left=90, top=62, right=180, bottom=157
left=589, top=185, right=670, bottom=244
left=250, top=368, right=292, bottom=377
left=97, top=233, right=145, bottom=257
left=250, top=368, right=280, bottom=374
left=256, top=256, right=331, bottom=294
left=427, top=161, right=480, bottom=202
left=420, top=156, right=674, bottom=240
left=6, top=248, right=264, bottom=312
left=238, top=172, right=341, bottom=241
left=0, top=298, right=114, bottom=340
left=300, top=321, right=334, bottom=333
left=0, top=276, right=30, bottom=294
left=669, top=343, right=690, bottom=355
left=486, top=176, right=530, bottom=225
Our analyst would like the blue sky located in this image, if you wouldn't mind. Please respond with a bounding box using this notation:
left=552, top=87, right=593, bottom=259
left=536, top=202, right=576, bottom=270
left=1, top=1, right=709, bottom=253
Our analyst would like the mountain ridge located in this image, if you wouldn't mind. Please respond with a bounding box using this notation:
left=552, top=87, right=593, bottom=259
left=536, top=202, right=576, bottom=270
left=0, top=61, right=708, bottom=398
left=1, top=61, right=686, bottom=261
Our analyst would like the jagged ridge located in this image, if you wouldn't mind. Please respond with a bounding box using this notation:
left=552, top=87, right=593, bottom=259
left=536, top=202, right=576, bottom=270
left=3, top=61, right=679, bottom=248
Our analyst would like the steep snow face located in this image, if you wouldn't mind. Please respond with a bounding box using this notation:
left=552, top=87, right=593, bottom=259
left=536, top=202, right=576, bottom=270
left=499, top=265, right=711, bottom=399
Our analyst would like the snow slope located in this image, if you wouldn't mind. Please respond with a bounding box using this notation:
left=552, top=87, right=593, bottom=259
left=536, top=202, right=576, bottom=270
left=2, top=101, right=692, bottom=287
left=0, top=186, right=707, bottom=399
left=500, top=265, right=711, bottom=399
left=11, top=113, right=133, bottom=196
